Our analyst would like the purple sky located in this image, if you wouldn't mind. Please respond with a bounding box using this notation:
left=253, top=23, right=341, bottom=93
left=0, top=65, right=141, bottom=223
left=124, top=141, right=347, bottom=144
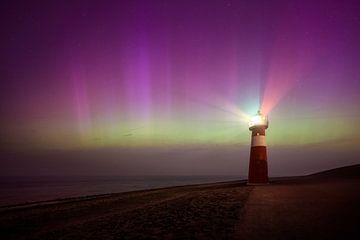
left=1, top=0, right=360, bottom=176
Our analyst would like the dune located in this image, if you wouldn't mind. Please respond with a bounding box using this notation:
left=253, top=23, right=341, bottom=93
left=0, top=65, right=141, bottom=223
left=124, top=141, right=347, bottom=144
left=307, top=164, right=360, bottom=179
left=0, top=165, right=359, bottom=240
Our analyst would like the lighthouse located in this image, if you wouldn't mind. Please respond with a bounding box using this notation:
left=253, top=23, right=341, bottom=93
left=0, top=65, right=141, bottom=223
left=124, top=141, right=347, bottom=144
left=248, top=110, right=269, bottom=184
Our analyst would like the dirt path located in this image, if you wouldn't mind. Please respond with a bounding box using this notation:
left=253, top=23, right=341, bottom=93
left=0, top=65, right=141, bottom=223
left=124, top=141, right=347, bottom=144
left=236, top=178, right=360, bottom=240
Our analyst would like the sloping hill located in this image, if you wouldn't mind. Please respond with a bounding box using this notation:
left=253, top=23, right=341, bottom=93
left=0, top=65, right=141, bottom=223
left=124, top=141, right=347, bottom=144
left=308, top=164, right=360, bottom=179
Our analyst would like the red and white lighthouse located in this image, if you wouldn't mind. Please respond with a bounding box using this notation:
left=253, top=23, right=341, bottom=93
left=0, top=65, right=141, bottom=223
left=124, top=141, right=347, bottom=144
left=248, top=111, right=269, bottom=184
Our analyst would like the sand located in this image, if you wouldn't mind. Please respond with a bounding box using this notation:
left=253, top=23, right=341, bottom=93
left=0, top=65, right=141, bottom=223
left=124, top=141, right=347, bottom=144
left=0, top=181, right=252, bottom=240
left=1, top=165, right=359, bottom=240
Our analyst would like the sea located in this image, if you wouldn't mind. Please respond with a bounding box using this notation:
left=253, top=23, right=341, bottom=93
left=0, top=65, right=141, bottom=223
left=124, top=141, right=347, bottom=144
left=0, top=175, right=243, bottom=207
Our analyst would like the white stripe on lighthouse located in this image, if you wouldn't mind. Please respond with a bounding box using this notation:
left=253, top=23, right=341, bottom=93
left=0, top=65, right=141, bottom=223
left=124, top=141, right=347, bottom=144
left=251, top=136, right=266, bottom=147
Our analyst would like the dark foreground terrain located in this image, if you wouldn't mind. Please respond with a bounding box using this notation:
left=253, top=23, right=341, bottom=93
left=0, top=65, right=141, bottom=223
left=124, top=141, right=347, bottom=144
left=0, top=164, right=359, bottom=240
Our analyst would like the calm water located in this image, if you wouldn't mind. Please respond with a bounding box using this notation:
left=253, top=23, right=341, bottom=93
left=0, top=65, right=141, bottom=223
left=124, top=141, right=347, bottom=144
left=0, top=176, right=242, bottom=206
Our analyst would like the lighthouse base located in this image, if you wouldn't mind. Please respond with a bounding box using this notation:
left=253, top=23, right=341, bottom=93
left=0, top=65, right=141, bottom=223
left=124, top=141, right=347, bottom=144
left=247, top=182, right=270, bottom=186
left=248, top=146, right=269, bottom=184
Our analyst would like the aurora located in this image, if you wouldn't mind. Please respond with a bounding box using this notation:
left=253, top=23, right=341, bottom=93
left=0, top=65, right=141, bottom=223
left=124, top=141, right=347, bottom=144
left=1, top=0, right=360, bottom=176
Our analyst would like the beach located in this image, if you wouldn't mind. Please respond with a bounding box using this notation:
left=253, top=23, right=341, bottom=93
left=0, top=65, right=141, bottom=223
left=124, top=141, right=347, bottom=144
left=1, top=165, right=359, bottom=240
left=0, top=181, right=251, bottom=239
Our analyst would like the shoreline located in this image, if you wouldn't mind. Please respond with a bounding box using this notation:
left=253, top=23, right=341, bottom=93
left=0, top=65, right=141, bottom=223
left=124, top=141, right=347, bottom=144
left=0, top=171, right=349, bottom=211
left=0, top=179, right=246, bottom=211
left=0, top=175, right=244, bottom=208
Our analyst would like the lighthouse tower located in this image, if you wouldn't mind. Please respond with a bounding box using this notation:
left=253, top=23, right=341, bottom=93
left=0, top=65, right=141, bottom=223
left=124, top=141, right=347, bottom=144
left=248, top=111, right=269, bottom=184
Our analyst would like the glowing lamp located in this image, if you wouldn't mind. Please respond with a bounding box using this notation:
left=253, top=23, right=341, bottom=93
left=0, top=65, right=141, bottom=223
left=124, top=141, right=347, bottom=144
left=248, top=111, right=268, bottom=129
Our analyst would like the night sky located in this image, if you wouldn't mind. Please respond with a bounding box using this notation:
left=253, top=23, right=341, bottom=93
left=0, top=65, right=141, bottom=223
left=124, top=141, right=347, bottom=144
left=1, top=0, right=360, bottom=176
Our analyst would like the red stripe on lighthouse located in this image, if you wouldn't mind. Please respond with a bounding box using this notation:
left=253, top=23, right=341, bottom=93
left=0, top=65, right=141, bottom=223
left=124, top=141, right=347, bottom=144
left=248, top=127, right=269, bottom=184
